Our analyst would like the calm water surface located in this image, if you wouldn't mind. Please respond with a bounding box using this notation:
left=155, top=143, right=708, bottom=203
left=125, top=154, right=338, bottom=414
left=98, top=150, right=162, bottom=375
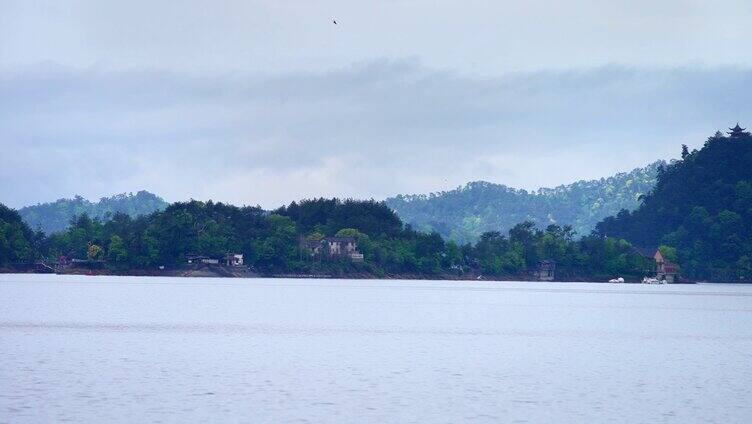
left=2, top=274, right=752, bottom=423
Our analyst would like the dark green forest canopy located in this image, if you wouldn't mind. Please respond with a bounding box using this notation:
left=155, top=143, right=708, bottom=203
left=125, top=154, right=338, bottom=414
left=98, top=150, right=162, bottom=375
left=596, top=126, right=752, bottom=280
left=386, top=161, right=662, bottom=244
left=274, top=198, right=403, bottom=237
left=0, top=204, right=40, bottom=266
left=19, top=191, right=168, bottom=234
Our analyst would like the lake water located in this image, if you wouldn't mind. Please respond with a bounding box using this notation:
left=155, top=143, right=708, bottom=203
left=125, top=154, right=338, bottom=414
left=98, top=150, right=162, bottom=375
left=2, top=274, right=752, bottom=423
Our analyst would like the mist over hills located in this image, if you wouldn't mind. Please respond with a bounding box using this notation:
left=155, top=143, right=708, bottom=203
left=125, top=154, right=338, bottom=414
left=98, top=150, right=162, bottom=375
left=18, top=191, right=168, bottom=234
left=386, top=161, right=664, bottom=244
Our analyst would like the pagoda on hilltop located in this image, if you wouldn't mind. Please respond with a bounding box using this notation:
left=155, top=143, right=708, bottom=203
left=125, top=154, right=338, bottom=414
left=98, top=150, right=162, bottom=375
left=727, top=123, right=750, bottom=138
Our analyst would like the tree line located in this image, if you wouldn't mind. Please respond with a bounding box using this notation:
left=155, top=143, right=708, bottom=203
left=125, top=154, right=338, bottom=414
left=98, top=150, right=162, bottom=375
left=1, top=197, right=652, bottom=280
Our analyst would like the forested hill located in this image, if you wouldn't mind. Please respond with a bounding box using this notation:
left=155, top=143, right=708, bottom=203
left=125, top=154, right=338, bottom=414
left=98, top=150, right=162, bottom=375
left=386, top=162, right=663, bottom=244
left=2, top=197, right=654, bottom=280
left=19, top=191, right=168, bottom=234
left=596, top=126, right=752, bottom=281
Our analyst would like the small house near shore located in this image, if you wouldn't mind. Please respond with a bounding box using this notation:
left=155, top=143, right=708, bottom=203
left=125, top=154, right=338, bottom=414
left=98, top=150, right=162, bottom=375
left=186, top=254, right=220, bottom=265
left=187, top=253, right=245, bottom=267
left=535, top=260, right=556, bottom=281
left=306, top=237, right=364, bottom=262
left=634, top=247, right=679, bottom=283
left=226, top=253, right=244, bottom=267
left=654, top=250, right=678, bottom=283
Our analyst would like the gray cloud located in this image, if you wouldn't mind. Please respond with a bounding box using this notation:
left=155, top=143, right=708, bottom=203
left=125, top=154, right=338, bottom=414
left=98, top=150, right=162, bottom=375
left=2, top=0, right=752, bottom=75
left=1, top=62, right=751, bottom=208
left=3, top=0, right=752, bottom=208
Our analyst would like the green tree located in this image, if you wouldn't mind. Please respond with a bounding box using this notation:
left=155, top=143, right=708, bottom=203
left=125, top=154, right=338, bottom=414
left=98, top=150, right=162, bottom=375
left=0, top=204, right=36, bottom=265
left=335, top=228, right=362, bottom=238
left=658, top=245, right=678, bottom=263
left=107, top=235, right=128, bottom=263
left=258, top=214, right=298, bottom=271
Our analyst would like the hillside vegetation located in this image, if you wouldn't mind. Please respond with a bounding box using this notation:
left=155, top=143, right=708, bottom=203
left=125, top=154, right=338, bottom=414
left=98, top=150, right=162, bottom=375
left=1, top=197, right=651, bottom=280
left=386, top=162, right=662, bottom=243
left=596, top=126, right=752, bottom=281
left=19, top=191, right=168, bottom=234
left=8, top=126, right=751, bottom=282
left=0, top=204, right=39, bottom=267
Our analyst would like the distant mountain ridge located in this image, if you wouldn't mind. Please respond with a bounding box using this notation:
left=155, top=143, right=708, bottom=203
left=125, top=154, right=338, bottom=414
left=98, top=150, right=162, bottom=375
left=19, top=191, right=168, bottom=234
left=386, top=161, right=664, bottom=243
left=17, top=163, right=662, bottom=240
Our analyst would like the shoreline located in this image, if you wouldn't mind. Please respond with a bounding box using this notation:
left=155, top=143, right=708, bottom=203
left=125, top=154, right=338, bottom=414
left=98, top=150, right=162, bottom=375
left=0, top=268, right=701, bottom=283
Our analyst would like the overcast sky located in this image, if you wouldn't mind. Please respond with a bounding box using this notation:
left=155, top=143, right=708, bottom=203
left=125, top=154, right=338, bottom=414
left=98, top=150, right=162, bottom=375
left=2, top=0, right=751, bottom=208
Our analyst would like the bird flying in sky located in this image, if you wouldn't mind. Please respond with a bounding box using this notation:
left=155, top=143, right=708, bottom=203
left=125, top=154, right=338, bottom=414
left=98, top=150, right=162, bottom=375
left=333, top=19, right=337, bottom=25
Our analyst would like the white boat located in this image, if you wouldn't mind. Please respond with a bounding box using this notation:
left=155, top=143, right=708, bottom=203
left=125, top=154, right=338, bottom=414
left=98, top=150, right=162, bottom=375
left=608, top=277, right=625, bottom=283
